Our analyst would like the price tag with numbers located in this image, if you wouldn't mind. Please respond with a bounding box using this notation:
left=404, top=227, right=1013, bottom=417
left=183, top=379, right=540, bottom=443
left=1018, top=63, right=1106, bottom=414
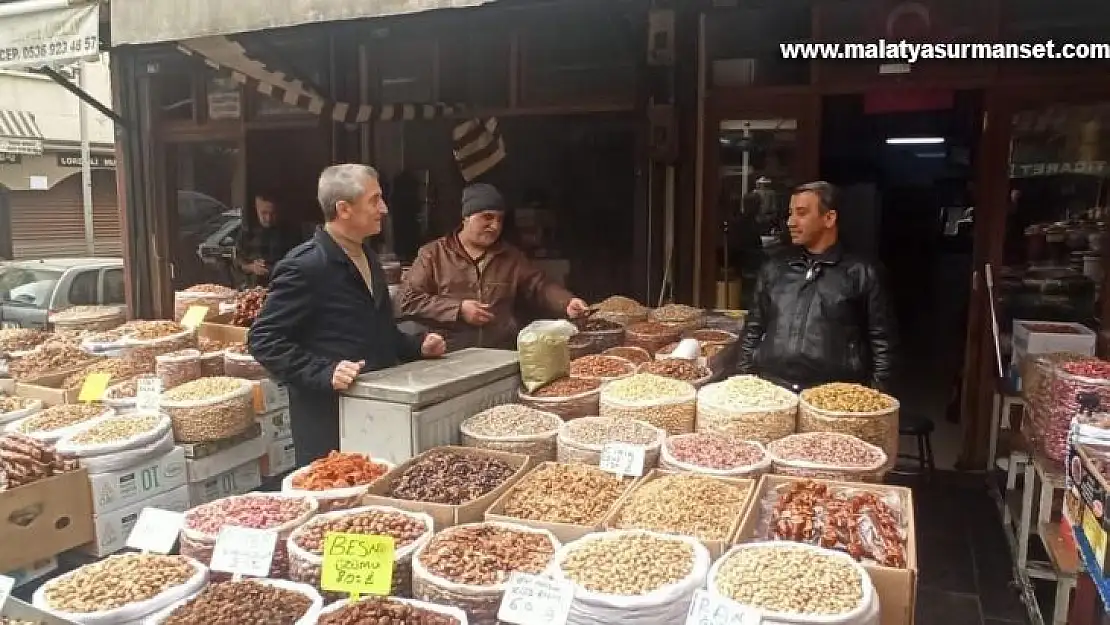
left=685, top=589, right=762, bottom=625
left=598, top=443, right=645, bottom=477
left=135, top=377, right=163, bottom=412
left=125, top=507, right=184, bottom=554
left=210, top=526, right=278, bottom=579
left=320, top=533, right=395, bottom=599
left=497, top=573, right=573, bottom=625
left=0, top=574, right=13, bottom=610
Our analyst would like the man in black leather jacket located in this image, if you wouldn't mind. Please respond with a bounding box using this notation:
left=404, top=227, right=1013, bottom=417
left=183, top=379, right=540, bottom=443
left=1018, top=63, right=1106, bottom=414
left=737, top=181, right=896, bottom=392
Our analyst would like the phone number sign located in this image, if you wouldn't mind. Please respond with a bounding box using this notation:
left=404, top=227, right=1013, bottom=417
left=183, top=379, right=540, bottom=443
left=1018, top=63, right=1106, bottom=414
left=0, top=3, right=100, bottom=71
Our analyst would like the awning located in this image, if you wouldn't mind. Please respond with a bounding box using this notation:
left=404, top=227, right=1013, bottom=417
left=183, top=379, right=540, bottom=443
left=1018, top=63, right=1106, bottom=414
left=111, top=0, right=493, bottom=46
left=0, top=0, right=100, bottom=71
left=0, top=110, right=46, bottom=156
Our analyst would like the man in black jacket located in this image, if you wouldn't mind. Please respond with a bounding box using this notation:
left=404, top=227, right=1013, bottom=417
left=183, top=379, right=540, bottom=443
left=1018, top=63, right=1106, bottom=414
left=737, top=181, right=896, bottom=392
left=249, top=164, right=446, bottom=466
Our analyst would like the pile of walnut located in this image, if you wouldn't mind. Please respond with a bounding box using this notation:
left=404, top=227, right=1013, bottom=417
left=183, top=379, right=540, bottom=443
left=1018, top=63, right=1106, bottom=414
left=769, top=480, right=907, bottom=568
left=0, top=432, right=80, bottom=492
left=232, top=287, right=268, bottom=327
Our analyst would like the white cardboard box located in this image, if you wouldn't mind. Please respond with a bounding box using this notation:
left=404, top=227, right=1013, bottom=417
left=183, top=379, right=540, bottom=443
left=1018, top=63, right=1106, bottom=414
left=85, top=485, right=190, bottom=557
left=2, top=557, right=58, bottom=588
left=1012, top=319, right=1096, bottom=362
left=187, top=459, right=263, bottom=506
left=257, top=408, right=292, bottom=441
left=185, top=434, right=267, bottom=483
left=261, top=437, right=296, bottom=477
left=88, top=447, right=187, bottom=515
left=253, top=379, right=290, bottom=414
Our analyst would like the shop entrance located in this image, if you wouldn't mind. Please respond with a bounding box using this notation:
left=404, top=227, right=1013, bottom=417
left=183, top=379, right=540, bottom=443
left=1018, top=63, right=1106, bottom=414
left=818, top=90, right=983, bottom=468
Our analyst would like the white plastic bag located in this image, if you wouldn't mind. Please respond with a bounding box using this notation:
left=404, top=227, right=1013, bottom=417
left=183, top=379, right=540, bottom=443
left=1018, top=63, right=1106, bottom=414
left=705, top=542, right=880, bottom=625
left=316, top=596, right=469, bottom=624
left=0, top=398, right=42, bottom=425
left=548, top=530, right=710, bottom=625
left=55, top=411, right=173, bottom=458
left=6, top=406, right=116, bottom=443
left=77, top=428, right=176, bottom=474
left=517, top=320, right=579, bottom=393
left=281, top=459, right=395, bottom=512
left=32, top=555, right=208, bottom=625
left=144, top=578, right=324, bottom=625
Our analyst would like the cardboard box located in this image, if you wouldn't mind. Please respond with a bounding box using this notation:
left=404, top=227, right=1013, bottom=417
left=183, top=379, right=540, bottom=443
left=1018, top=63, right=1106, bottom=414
left=602, top=469, right=756, bottom=559
left=365, top=446, right=532, bottom=530
left=3, top=556, right=58, bottom=588
left=0, top=469, right=95, bottom=571
left=87, top=447, right=187, bottom=515
left=0, top=378, right=14, bottom=394
left=257, top=407, right=292, bottom=441
left=736, top=475, right=918, bottom=625
left=187, top=459, right=263, bottom=506
left=199, top=321, right=247, bottom=344
left=485, top=461, right=639, bottom=544
left=261, top=437, right=296, bottom=477
left=1068, top=443, right=1110, bottom=569
left=185, top=433, right=267, bottom=483
left=179, top=422, right=263, bottom=460
left=14, top=367, right=85, bottom=406
left=253, top=378, right=290, bottom=414
left=1011, top=320, right=1096, bottom=367
left=85, top=484, right=190, bottom=557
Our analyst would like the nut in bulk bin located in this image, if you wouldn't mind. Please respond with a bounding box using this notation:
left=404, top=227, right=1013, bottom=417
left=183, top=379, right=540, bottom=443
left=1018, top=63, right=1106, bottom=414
left=160, top=377, right=255, bottom=443
left=517, top=377, right=601, bottom=421
left=460, top=405, right=564, bottom=462
left=695, top=376, right=798, bottom=445
left=797, top=383, right=899, bottom=467
left=555, top=416, right=665, bottom=468
left=767, top=432, right=889, bottom=483
left=599, top=373, right=697, bottom=435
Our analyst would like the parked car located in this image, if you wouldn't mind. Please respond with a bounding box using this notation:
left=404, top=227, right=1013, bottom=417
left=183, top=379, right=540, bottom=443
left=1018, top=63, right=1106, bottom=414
left=0, top=258, right=125, bottom=329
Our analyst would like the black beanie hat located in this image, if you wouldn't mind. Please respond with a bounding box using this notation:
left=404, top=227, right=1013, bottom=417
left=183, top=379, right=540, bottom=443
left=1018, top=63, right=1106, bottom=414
left=461, top=183, right=506, bottom=218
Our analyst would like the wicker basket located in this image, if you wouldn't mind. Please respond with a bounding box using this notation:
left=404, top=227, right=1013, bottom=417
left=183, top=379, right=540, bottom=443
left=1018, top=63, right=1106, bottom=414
left=460, top=408, right=564, bottom=462
left=797, top=395, right=900, bottom=470
left=623, top=322, right=682, bottom=355
left=556, top=416, right=665, bottom=468
left=517, top=386, right=601, bottom=421
left=767, top=432, right=888, bottom=483
left=695, top=381, right=798, bottom=445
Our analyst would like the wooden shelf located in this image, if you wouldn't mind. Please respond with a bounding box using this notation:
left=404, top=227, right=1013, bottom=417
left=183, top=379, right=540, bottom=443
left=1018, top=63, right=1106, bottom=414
left=1039, top=522, right=1080, bottom=578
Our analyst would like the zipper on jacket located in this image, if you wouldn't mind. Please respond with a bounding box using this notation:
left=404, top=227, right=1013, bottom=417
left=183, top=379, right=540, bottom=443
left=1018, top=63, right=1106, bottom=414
left=792, top=262, right=819, bottom=355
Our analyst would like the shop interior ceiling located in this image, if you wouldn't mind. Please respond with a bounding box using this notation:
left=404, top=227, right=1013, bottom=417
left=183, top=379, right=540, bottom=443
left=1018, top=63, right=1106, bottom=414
left=176, top=34, right=506, bottom=184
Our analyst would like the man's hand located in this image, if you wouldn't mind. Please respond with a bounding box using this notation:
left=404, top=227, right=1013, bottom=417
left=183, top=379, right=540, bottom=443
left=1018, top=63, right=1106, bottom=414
left=246, top=259, right=269, bottom=276
left=331, top=360, right=364, bottom=391
left=421, top=333, right=446, bottom=358
left=566, top=298, right=589, bottom=319
left=460, top=300, right=495, bottom=326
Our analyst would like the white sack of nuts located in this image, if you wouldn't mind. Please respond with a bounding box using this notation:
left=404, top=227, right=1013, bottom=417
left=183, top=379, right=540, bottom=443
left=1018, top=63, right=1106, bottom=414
left=55, top=411, right=173, bottom=458
left=659, top=433, right=771, bottom=478
left=696, top=376, right=799, bottom=444
left=316, top=596, right=470, bottom=624
left=0, top=396, right=42, bottom=425
left=599, top=373, right=697, bottom=435
left=5, top=404, right=115, bottom=444
left=556, top=416, right=666, bottom=468
left=548, top=529, right=711, bottom=625
left=767, top=432, right=888, bottom=483
left=32, top=554, right=209, bottom=625
left=146, top=577, right=324, bottom=625
left=707, top=542, right=880, bottom=625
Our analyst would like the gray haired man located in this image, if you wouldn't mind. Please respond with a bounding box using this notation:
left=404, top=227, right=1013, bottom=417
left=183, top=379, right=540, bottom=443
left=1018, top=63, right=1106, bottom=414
left=249, top=164, right=446, bottom=467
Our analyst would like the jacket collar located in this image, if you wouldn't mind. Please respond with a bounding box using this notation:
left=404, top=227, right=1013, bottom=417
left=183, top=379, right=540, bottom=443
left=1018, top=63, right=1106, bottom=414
left=444, top=230, right=507, bottom=263
left=789, top=241, right=843, bottom=267
left=315, top=226, right=374, bottom=266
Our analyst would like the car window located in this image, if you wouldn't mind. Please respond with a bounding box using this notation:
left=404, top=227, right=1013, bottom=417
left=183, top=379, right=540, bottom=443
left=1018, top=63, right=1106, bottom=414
left=102, top=268, right=125, bottom=305
left=67, top=270, right=99, bottom=306
left=0, top=267, right=62, bottom=309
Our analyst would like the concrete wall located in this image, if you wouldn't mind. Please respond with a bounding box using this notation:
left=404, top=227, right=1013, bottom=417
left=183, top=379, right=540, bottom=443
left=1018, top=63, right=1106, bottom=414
left=0, top=53, right=114, bottom=146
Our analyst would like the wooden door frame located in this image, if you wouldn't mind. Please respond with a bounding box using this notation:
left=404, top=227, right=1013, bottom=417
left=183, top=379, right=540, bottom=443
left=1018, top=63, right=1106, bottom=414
left=961, top=81, right=1110, bottom=469
left=696, top=89, right=821, bottom=306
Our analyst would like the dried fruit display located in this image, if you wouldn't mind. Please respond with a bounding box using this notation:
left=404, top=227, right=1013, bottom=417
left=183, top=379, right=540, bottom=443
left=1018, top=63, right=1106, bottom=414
left=0, top=432, right=80, bottom=491
left=7, top=342, right=97, bottom=381
left=232, top=287, right=268, bottom=327
left=291, top=451, right=390, bottom=490
left=388, top=449, right=517, bottom=505
left=0, top=328, right=49, bottom=353
left=159, top=580, right=313, bottom=624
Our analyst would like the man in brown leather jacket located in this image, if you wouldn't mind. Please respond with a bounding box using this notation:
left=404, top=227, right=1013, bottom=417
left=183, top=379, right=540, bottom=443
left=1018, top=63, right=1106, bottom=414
left=397, top=183, right=589, bottom=350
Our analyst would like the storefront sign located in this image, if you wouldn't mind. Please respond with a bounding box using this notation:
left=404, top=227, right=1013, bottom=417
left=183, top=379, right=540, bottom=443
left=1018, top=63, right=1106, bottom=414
left=0, top=154, right=21, bottom=165
left=0, top=2, right=99, bottom=71
left=1009, top=161, right=1108, bottom=178
left=56, top=152, right=117, bottom=169
left=0, top=138, right=41, bottom=156
left=320, top=532, right=395, bottom=598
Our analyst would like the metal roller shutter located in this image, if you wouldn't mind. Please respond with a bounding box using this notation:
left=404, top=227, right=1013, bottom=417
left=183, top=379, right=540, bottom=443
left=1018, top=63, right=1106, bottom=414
left=10, top=170, right=120, bottom=258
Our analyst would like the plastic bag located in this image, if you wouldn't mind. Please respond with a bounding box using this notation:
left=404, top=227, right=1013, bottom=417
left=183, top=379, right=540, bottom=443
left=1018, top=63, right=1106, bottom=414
left=767, top=433, right=889, bottom=483
left=548, top=530, right=710, bottom=625
left=32, top=555, right=208, bottom=625
left=659, top=434, right=771, bottom=478
left=695, top=378, right=798, bottom=444
left=316, top=596, right=469, bottom=624
left=287, top=505, right=434, bottom=601
left=518, top=320, right=579, bottom=393
left=281, top=459, right=395, bottom=512
left=146, top=578, right=323, bottom=625
left=706, top=542, right=879, bottom=625
left=78, top=428, right=175, bottom=474
left=55, top=411, right=172, bottom=458
left=411, top=522, right=561, bottom=624
left=460, top=408, right=563, bottom=462
left=0, top=398, right=42, bottom=426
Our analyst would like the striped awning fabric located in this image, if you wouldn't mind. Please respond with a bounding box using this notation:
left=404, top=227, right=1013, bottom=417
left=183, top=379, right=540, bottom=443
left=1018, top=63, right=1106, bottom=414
left=0, top=109, right=45, bottom=156
left=178, top=36, right=506, bottom=181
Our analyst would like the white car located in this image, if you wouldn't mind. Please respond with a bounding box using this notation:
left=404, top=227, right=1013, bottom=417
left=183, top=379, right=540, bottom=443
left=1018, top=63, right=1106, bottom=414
left=0, top=258, right=125, bottom=329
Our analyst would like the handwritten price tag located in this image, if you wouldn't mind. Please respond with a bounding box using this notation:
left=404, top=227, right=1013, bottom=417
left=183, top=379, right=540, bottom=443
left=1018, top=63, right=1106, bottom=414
left=497, top=573, right=573, bottom=625
left=78, top=372, right=111, bottom=403
left=599, top=443, right=645, bottom=477
left=320, top=533, right=395, bottom=598
left=125, top=507, right=184, bottom=554
left=180, top=305, right=208, bottom=329
left=0, top=574, right=13, bottom=609
left=210, top=526, right=277, bottom=578
left=135, top=377, right=162, bottom=411
left=685, top=589, right=762, bottom=625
